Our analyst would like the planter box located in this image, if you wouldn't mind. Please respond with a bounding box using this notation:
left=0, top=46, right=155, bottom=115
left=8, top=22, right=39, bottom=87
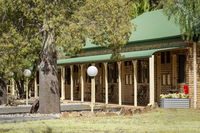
left=160, top=98, right=190, bottom=108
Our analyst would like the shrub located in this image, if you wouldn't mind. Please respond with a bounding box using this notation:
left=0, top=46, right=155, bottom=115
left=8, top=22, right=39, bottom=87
left=160, top=93, right=189, bottom=99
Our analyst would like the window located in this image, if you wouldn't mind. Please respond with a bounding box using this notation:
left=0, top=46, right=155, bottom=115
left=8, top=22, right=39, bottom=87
left=167, top=74, right=171, bottom=85
left=125, top=74, right=132, bottom=85
left=124, top=61, right=132, bottom=85
left=162, top=74, right=166, bottom=85
left=162, top=74, right=171, bottom=85
left=161, top=52, right=171, bottom=64
left=178, top=55, right=186, bottom=83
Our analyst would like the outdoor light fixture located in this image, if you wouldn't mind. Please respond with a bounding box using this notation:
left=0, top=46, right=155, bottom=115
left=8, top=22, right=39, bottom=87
left=87, top=66, right=98, bottom=77
left=8, top=72, right=14, bottom=77
left=23, top=69, right=31, bottom=105
left=24, top=69, right=32, bottom=77
left=87, top=65, right=98, bottom=113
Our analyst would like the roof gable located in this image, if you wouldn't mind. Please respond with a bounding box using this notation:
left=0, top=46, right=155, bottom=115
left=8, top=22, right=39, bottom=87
left=83, top=9, right=181, bottom=49
left=129, top=9, right=181, bottom=42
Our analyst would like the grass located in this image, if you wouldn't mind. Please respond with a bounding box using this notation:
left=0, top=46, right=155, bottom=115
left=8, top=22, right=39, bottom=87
left=0, top=108, right=200, bottom=133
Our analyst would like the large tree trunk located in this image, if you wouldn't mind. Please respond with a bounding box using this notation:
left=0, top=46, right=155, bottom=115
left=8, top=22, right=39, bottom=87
left=39, top=30, right=60, bottom=114
left=0, top=77, right=7, bottom=105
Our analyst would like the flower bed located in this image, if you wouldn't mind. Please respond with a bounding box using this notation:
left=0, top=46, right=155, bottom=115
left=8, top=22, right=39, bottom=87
left=160, top=93, right=190, bottom=108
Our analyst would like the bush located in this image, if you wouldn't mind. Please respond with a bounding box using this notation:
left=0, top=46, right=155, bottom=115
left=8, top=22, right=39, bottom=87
left=160, top=93, right=189, bottom=99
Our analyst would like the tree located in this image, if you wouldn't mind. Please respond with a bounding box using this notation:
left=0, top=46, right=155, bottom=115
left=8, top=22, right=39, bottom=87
left=132, top=0, right=162, bottom=18
left=162, top=0, right=200, bottom=108
left=163, top=0, right=200, bottom=41
left=0, top=73, right=7, bottom=105
left=58, top=0, right=133, bottom=60
left=0, top=13, right=41, bottom=101
left=0, top=0, right=133, bottom=113
left=0, top=28, right=41, bottom=99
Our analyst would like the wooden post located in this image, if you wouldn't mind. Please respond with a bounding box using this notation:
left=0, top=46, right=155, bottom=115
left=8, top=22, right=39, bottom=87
left=70, top=65, right=74, bottom=101
left=156, top=55, right=161, bottom=102
left=90, top=63, right=96, bottom=112
left=34, top=76, right=38, bottom=98
left=92, top=63, right=96, bottom=103
left=118, top=62, right=122, bottom=105
left=132, top=60, right=137, bottom=106
left=11, top=79, right=15, bottom=96
left=91, top=77, right=95, bottom=112
left=193, top=42, right=197, bottom=109
left=172, top=54, right=177, bottom=87
left=80, top=64, right=84, bottom=102
left=26, top=78, right=28, bottom=105
left=61, top=66, right=65, bottom=100
left=104, top=62, right=108, bottom=104
left=149, top=55, right=155, bottom=105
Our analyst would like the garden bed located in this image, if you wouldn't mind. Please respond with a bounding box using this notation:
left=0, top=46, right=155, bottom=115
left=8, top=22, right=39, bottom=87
left=160, top=98, right=190, bottom=108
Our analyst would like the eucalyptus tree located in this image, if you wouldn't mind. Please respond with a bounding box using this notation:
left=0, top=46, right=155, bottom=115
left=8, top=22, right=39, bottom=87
left=0, top=28, right=41, bottom=99
left=0, top=4, right=41, bottom=101
left=0, top=73, right=6, bottom=104
left=59, top=0, right=133, bottom=60
left=163, top=0, right=200, bottom=41
left=163, top=0, right=200, bottom=108
left=0, top=0, right=133, bottom=113
left=132, top=0, right=161, bottom=18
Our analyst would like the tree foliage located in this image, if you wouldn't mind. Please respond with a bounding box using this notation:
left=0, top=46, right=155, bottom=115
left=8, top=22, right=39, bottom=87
left=132, top=0, right=161, bottom=18
left=58, top=0, right=134, bottom=60
left=0, top=0, right=41, bottom=76
left=0, top=0, right=133, bottom=65
left=162, top=0, right=200, bottom=42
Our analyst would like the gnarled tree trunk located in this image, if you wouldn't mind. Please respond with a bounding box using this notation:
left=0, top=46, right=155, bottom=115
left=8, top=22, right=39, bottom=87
left=0, top=77, right=7, bottom=105
left=39, top=30, right=60, bottom=114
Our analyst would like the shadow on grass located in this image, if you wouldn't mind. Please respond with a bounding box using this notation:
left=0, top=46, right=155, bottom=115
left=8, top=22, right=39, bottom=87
left=30, top=127, right=53, bottom=133
left=0, top=129, right=10, bottom=133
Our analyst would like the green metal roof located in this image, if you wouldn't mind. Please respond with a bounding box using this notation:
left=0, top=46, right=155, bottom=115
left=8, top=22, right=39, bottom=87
left=129, top=9, right=181, bottom=42
left=57, top=46, right=183, bottom=65
left=83, top=9, right=181, bottom=50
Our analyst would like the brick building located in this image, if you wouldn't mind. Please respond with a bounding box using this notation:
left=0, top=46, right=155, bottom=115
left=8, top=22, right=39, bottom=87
left=33, top=10, right=200, bottom=108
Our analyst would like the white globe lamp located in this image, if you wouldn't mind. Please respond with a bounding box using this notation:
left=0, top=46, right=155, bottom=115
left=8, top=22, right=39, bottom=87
left=87, top=66, right=98, bottom=77
left=87, top=65, right=98, bottom=113
left=23, top=69, right=31, bottom=77
left=8, top=72, right=14, bottom=77
left=23, top=69, right=31, bottom=105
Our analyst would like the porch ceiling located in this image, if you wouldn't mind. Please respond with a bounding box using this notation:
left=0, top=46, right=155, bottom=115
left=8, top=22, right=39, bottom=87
left=57, top=46, right=184, bottom=65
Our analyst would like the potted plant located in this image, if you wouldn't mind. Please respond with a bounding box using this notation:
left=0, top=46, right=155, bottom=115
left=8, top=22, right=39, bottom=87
left=160, top=93, right=190, bottom=108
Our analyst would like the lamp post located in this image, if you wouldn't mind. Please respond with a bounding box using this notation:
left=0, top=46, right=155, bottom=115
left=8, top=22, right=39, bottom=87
left=7, top=72, right=14, bottom=104
left=23, top=69, right=31, bottom=105
left=8, top=72, right=15, bottom=96
left=87, top=65, right=98, bottom=113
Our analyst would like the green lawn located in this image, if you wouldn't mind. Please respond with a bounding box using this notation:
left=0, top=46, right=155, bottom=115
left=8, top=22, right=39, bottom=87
left=0, top=109, right=200, bottom=133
